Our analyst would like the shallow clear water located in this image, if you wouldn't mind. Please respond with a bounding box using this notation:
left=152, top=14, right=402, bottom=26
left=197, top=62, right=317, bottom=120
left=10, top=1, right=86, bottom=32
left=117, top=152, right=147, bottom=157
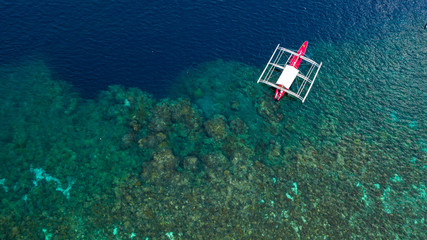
left=0, top=0, right=426, bottom=239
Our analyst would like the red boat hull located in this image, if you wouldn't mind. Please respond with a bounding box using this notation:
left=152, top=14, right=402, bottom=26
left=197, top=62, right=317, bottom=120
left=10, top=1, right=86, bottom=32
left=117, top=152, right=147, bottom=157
left=274, top=87, right=286, bottom=100
left=290, top=41, right=307, bottom=69
left=275, top=41, right=308, bottom=101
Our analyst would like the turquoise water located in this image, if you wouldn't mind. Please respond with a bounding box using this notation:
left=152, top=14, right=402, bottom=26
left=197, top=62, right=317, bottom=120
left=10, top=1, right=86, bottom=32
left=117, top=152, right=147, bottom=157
left=1, top=1, right=426, bottom=240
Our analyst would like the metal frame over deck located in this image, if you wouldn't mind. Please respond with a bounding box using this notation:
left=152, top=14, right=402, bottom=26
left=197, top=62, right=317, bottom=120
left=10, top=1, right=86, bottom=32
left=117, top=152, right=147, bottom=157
left=257, top=44, right=322, bottom=103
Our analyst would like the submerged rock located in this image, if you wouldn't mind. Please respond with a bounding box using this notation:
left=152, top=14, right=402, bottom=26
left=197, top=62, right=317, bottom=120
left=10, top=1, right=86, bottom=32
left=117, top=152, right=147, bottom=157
left=229, top=116, right=248, bottom=135
left=138, top=132, right=167, bottom=150
left=201, top=152, right=228, bottom=169
left=129, top=118, right=141, bottom=132
left=183, top=156, right=199, bottom=171
left=170, top=98, right=203, bottom=130
left=192, top=88, right=204, bottom=99
left=230, top=100, right=240, bottom=111
left=148, top=102, right=172, bottom=132
left=152, top=148, right=177, bottom=172
left=256, top=97, right=281, bottom=122
left=204, top=114, right=228, bottom=140
left=120, top=132, right=136, bottom=149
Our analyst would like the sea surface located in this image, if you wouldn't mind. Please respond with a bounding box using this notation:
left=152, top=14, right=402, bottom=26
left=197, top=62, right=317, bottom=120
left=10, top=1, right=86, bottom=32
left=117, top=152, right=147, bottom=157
left=0, top=0, right=426, bottom=239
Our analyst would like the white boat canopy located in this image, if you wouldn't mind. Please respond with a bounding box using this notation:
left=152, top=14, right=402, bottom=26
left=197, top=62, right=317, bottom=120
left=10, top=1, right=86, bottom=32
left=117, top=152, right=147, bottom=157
left=257, top=44, right=322, bottom=103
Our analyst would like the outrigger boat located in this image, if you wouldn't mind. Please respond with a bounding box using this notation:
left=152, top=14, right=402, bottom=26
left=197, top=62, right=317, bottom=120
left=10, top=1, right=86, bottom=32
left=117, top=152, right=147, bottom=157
left=257, top=42, right=322, bottom=103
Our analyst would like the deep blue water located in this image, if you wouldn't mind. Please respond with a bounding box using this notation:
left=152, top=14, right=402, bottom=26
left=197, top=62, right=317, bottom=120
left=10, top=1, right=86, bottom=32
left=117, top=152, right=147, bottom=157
left=1, top=0, right=422, bottom=98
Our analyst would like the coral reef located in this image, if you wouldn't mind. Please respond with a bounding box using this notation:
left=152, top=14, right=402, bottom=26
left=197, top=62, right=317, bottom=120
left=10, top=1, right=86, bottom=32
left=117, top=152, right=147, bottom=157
left=1, top=26, right=426, bottom=239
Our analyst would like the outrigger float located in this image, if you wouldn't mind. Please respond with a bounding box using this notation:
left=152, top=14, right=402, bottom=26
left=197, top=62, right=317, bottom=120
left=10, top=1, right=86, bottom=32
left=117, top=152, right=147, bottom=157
left=257, top=42, right=322, bottom=102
